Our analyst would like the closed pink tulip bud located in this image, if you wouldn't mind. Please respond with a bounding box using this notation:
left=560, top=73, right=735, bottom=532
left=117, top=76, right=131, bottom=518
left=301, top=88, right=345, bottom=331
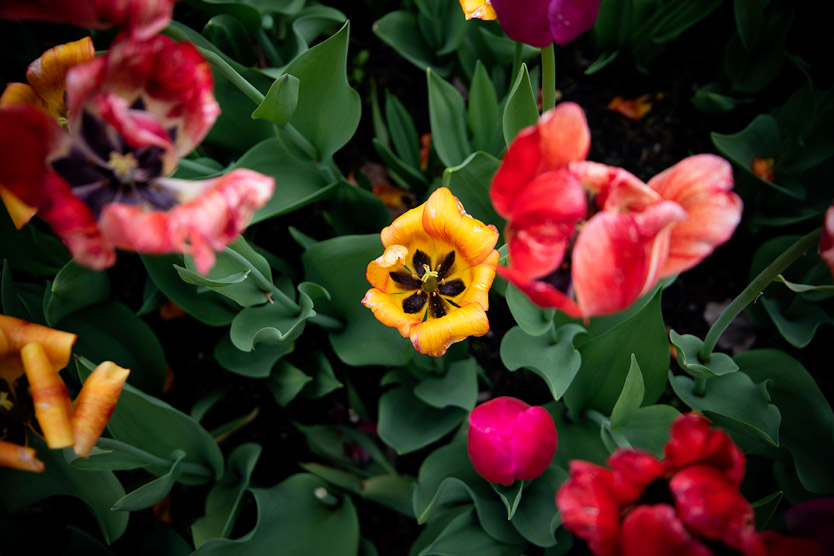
left=467, top=396, right=557, bottom=485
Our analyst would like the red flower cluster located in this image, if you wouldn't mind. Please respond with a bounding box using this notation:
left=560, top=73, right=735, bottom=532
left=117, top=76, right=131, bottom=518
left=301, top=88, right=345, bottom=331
left=491, top=103, right=742, bottom=319
left=556, top=414, right=821, bottom=556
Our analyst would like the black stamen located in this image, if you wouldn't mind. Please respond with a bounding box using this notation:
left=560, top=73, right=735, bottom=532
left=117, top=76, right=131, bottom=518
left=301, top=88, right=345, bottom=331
left=402, top=292, right=427, bottom=314
left=413, top=250, right=431, bottom=277
left=428, top=294, right=447, bottom=318
left=435, top=252, right=455, bottom=279
left=438, top=279, right=465, bottom=297
left=389, top=270, right=422, bottom=290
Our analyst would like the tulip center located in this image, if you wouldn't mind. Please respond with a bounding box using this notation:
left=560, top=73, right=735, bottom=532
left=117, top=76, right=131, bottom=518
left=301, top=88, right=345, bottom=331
left=389, top=249, right=467, bottom=319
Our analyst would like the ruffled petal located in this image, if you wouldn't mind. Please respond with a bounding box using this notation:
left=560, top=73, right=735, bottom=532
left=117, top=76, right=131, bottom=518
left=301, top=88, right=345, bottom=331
left=409, top=303, right=489, bottom=357
left=557, top=460, right=621, bottom=556
left=491, top=0, right=558, bottom=47
left=95, top=91, right=173, bottom=150
left=92, top=0, right=174, bottom=40
left=664, top=413, right=746, bottom=486
left=647, top=154, right=741, bottom=276
left=491, top=125, right=543, bottom=217
left=0, top=440, right=45, bottom=472
left=366, top=244, right=410, bottom=292
left=548, top=0, right=602, bottom=45
left=620, top=504, right=712, bottom=556
left=422, top=187, right=499, bottom=267
left=607, top=449, right=665, bottom=504
left=0, top=315, right=77, bottom=371
left=497, top=265, right=583, bottom=318
left=0, top=82, right=47, bottom=112
left=361, top=288, right=423, bottom=337
left=25, top=36, right=95, bottom=120
left=380, top=203, right=425, bottom=248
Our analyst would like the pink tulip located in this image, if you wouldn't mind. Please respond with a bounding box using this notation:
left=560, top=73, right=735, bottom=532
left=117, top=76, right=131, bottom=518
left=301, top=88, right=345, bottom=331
left=467, top=397, right=557, bottom=485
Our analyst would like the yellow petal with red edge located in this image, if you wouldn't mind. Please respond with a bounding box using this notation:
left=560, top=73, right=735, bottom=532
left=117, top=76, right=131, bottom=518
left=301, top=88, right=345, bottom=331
left=21, top=342, right=74, bottom=449
left=72, top=361, right=130, bottom=458
left=0, top=82, right=47, bottom=111
left=456, top=249, right=499, bottom=310
left=26, top=36, right=95, bottom=120
left=380, top=203, right=425, bottom=249
left=410, top=303, right=490, bottom=357
left=459, top=0, right=497, bottom=20
left=422, top=187, right=498, bottom=266
left=366, top=244, right=409, bottom=292
left=0, top=315, right=77, bottom=370
left=1, top=183, right=38, bottom=229
left=361, top=288, right=423, bottom=337
left=0, top=440, right=45, bottom=472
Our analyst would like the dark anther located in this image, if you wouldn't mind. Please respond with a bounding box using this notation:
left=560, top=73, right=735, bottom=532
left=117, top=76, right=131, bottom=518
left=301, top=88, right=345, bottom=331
left=435, top=252, right=455, bottom=279
left=438, top=279, right=465, bottom=297
left=413, top=250, right=431, bottom=277
left=389, top=270, right=422, bottom=290
left=428, top=294, right=447, bottom=318
left=636, top=479, right=674, bottom=507
left=402, top=292, right=428, bottom=313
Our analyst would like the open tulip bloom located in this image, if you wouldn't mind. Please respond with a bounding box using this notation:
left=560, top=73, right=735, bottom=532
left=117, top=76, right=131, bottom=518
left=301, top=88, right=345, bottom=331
left=491, top=102, right=743, bottom=319
left=0, top=35, right=274, bottom=273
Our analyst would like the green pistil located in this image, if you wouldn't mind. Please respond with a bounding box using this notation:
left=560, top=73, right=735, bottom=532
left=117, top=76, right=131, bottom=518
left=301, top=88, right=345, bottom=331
left=421, top=264, right=439, bottom=292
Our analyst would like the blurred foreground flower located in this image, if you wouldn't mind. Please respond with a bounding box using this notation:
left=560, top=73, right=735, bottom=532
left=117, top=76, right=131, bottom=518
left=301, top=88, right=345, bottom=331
left=0, top=0, right=174, bottom=40
left=467, top=396, right=557, bottom=485
left=608, top=94, right=655, bottom=120
left=819, top=205, right=834, bottom=280
left=557, top=414, right=821, bottom=556
left=0, top=315, right=129, bottom=471
left=462, top=0, right=601, bottom=47
left=362, top=187, right=499, bottom=357
left=0, top=36, right=274, bottom=273
left=491, top=102, right=742, bottom=318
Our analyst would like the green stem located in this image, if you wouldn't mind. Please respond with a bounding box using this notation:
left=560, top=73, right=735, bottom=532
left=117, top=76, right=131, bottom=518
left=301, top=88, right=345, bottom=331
left=177, top=158, right=220, bottom=176
left=309, top=313, right=345, bottom=331
left=699, top=227, right=822, bottom=362
left=693, top=377, right=707, bottom=397
left=256, top=28, right=283, bottom=68
left=541, top=44, right=556, bottom=113
left=196, top=47, right=264, bottom=105
left=96, top=438, right=213, bottom=480
left=280, top=123, right=319, bottom=161
left=222, top=248, right=299, bottom=312
left=585, top=409, right=610, bottom=428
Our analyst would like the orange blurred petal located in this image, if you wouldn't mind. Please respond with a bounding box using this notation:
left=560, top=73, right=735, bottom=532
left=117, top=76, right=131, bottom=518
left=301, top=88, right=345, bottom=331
left=0, top=440, right=45, bottom=472
left=750, top=157, right=774, bottom=182
left=608, top=94, right=653, bottom=120
left=0, top=315, right=76, bottom=370
left=26, top=36, right=95, bottom=120
left=0, top=82, right=47, bottom=111
left=459, top=0, right=497, bottom=20
left=0, top=183, right=38, bottom=229
left=21, top=342, right=74, bottom=449
left=71, top=361, right=130, bottom=458
left=409, top=303, right=490, bottom=357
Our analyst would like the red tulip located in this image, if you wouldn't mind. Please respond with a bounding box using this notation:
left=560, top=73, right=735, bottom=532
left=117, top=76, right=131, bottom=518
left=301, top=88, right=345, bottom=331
left=467, top=397, right=557, bottom=485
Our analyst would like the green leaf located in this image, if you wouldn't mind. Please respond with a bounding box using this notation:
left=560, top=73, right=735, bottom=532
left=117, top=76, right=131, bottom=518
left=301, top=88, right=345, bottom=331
left=760, top=295, right=834, bottom=348
left=611, top=405, right=680, bottom=457
left=64, top=438, right=156, bottom=473
left=301, top=463, right=416, bottom=516
left=691, top=83, right=748, bottom=114
left=414, top=357, right=478, bottom=410
left=421, top=509, right=523, bottom=556
left=372, top=138, right=429, bottom=190
left=609, top=355, right=645, bottom=428
left=192, top=443, right=261, bottom=547
left=752, top=491, right=782, bottom=530
left=737, top=350, right=834, bottom=494
left=297, top=424, right=395, bottom=476
left=734, top=0, right=766, bottom=51
left=503, top=63, right=539, bottom=145
left=283, top=21, right=361, bottom=160
left=468, top=61, right=502, bottom=154
left=202, top=14, right=256, bottom=66
left=183, top=0, right=261, bottom=30
left=511, top=466, right=567, bottom=547
left=378, top=386, right=467, bottom=454
left=0, top=434, right=127, bottom=543
left=441, top=151, right=504, bottom=238
left=776, top=274, right=834, bottom=294
left=0, top=204, right=69, bottom=277
left=670, top=330, right=739, bottom=378
left=298, top=351, right=343, bottom=399
left=251, top=73, right=300, bottom=126
left=215, top=334, right=294, bottom=378
left=669, top=370, right=781, bottom=447
left=724, top=10, right=791, bottom=94
left=565, top=288, right=668, bottom=415
left=76, top=358, right=224, bottom=482
left=45, top=261, right=110, bottom=325
left=142, top=254, right=237, bottom=326
left=427, top=68, right=472, bottom=168
left=193, top=474, right=359, bottom=555
left=373, top=11, right=449, bottom=77
left=491, top=480, right=524, bottom=520
left=231, top=137, right=336, bottom=223
left=386, top=91, right=421, bottom=169
left=268, top=360, right=313, bottom=405
left=500, top=323, right=585, bottom=401
left=112, top=450, right=186, bottom=511
left=506, top=283, right=555, bottom=336
left=302, top=235, right=413, bottom=367
left=60, top=300, right=167, bottom=394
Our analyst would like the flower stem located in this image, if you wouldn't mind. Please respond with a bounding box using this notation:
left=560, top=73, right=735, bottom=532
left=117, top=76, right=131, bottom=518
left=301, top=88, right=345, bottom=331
left=309, top=313, right=345, bottom=331
left=256, top=28, right=283, bottom=68
left=222, top=247, right=300, bottom=312
left=698, top=227, right=822, bottom=362
left=96, top=438, right=213, bottom=480
left=196, top=47, right=265, bottom=106
left=541, top=44, right=556, bottom=113
left=585, top=409, right=610, bottom=428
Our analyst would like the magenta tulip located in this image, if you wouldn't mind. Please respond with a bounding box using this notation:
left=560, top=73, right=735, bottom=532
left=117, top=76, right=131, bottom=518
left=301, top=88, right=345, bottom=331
left=467, top=397, right=557, bottom=485
left=490, top=0, right=601, bottom=47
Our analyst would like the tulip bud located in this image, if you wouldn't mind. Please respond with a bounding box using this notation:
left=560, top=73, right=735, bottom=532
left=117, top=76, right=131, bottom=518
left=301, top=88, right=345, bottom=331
left=0, top=440, right=45, bottom=472
left=467, top=396, right=557, bottom=485
left=71, top=361, right=130, bottom=458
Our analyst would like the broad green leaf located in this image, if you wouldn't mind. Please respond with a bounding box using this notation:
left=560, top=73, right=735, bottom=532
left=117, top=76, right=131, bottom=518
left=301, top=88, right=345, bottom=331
left=0, top=205, right=69, bottom=277
left=297, top=351, right=343, bottom=399
left=500, top=323, right=585, bottom=401
left=691, top=83, right=748, bottom=114
left=760, top=295, right=834, bottom=348
left=386, top=91, right=421, bottom=169
left=0, top=434, right=127, bottom=543
left=231, top=137, right=336, bottom=223
left=205, top=66, right=276, bottom=153
left=112, top=450, right=186, bottom=511
left=776, top=274, right=834, bottom=294
left=565, top=288, right=668, bottom=415
left=441, top=151, right=504, bottom=238
left=297, top=424, right=395, bottom=476
left=378, top=386, right=466, bottom=454
left=76, top=359, right=224, bottom=482
left=251, top=73, right=300, bottom=126
left=202, top=14, right=256, bottom=66
left=215, top=334, right=294, bottom=378
left=511, top=466, right=567, bottom=547
left=373, top=11, right=449, bottom=77
left=611, top=405, right=680, bottom=457
left=737, top=350, right=834, bottom=494
left=328, top=179, right=392, bottom=236
left=421, top=509, right=523, bottom=556
left=724, top=10, right=791, bottom=94
left=303, top=235, right=413, bottom=367
left=268, top=360, right=313, bottom=405
left=752, top=491, right=783, bottom=530
left=468, top=61, right=501, bottom=154
left=670, top=370, right=780, bottom=447
left=193, top=474, right=360, bottom=555
left=414, top=357, right=478, bottom=410
left=427, top=68, right=472, bottom=168
left=503, top=63, right=539, bottom=145
left=302, top=463, right=415, bottom=517
left=284, top=22, right=361, bottom=161
left=670, top=330, right=739, bottom=378
left=506, top=283, right=555, bottom=336
left=45, top=261, right=110, bottom=325
left=192, top=443, right=262, bottom=547
left=372, top=138, right=429, bottom=190
left=64, top=438, right=158, bottom=473
left=609, top=355, right=645, bottom=428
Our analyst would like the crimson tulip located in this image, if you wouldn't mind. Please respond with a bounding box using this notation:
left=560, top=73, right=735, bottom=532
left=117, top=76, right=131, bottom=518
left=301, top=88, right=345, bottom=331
left=467, top=396, right=557, bottom=485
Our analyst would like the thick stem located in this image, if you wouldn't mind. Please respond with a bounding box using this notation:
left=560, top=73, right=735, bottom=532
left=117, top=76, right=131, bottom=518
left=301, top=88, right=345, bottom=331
left=308, top=313, right=345, bottom=331
left=584, top=409, right=610, bottom=428
left=222, top=247, right=300, bottom=312
left=196, top=47, right=265, bottom=106
left=541, top=44, right=556, bottom=113
left=693, top=377, right=707, bottom=397
left=699, top=228, right=822, bottom=362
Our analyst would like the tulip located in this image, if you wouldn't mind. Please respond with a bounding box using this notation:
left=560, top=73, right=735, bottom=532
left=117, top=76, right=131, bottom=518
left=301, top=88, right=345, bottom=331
left=821, top=205, right=834, bottom=280
left=467, top=397, right=557, bottom=485
left=489, top=0, right=601, bottom=47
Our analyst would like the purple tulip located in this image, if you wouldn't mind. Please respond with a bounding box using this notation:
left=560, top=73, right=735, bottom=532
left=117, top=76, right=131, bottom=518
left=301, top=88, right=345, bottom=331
left=467, top=397, right=558, bottom=485
left=490, top=0, right=601, bottom=47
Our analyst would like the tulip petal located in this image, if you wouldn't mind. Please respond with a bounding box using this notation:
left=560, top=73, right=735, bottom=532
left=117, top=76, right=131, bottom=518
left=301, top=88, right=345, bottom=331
left=491, top=0, right=558, bottom=47
left=557, top=460, right=621, bottom=556
left=0, top=315, right=77, bottom=371
left=71, top=361, right=130, bottom=458
left=491, top=126, right=543, bottom=218
left=647, top=154, right=741, bottom=276
left=422, top=187, right=499, bottom=267
left=361, top=288, right=424, bottom=337
left=664, top=413, right=746, bottom=486
left=607, top=449, right=665, bottom=504
left=409, top=302, right=489, bottom=357
left=25, top=36, right=95, bottom=120
left=510, top=404, right=557, bottom=480
left=0, top=440, right=45, bottom=472
left=620, top=504, right=711, bottom=556
left=497, top=265, right=583, bottom=318
left=0, top=184, right=38, bottom=229
left=21, top=343, right=74, bottom=449
left=458, top=0, right=497, bottom=20
left=0, top=82, right=47, bottom=111
left=537, top=102, right=591, bottom=173
left=457, top=249, right=499, bottom=310
left=548, top=0, right=602, bottom=46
